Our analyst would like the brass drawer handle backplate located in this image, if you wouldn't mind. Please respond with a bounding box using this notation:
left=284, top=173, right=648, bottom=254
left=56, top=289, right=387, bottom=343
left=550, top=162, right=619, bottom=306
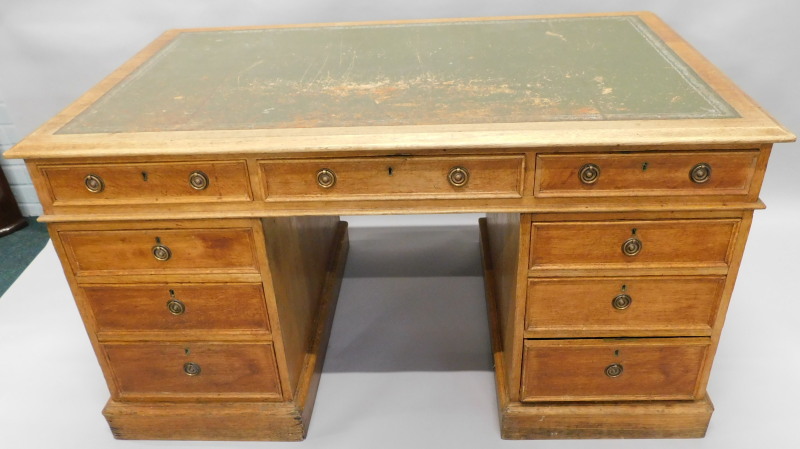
left=84, top=174, right=105, bottom=193
left=690, top=163, right=712, bottom=183
left=316, top=168, right=336, bottom=188
left=183, top=362, right=201, bottom=376
left=189, top=171, right=210, bottom=190
left=621, top=237, right=642, bottom=256
left=166, top=298, right=186, bottom=315
left=579, top=163, right=600, bottom=184
left=448, top=166, right=470, bottom=187
left=605, top=363, right=624, bottom=378
left=612, top=294, right=632, bottom=310
left=152, top=244, right=172, bottom=261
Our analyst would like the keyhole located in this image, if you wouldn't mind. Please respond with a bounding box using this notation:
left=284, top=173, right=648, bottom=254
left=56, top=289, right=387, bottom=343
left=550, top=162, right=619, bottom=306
left=631, top=228, right=637, bottom=235
left=155, top=237, right=162, bottom=244
left=184, top=348, right=190, bottom=356
left=641, top=162, right=648, bottom=171
left=614, top=349, right=620, bottom=357
left=169, top=289, right=176, bottom=298
left=621, top=284, right=627, bottom=292
left=142, top=171, right=149, bottom=181
left=388, top=167, right=394, bottom=176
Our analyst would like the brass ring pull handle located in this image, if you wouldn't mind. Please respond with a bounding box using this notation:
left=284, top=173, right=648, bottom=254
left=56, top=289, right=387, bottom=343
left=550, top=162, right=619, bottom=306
left=166, top=298, right=185, bottom=315
left=448, top=167, right=469, bottom=187
left=189, top=171, right=209, bottom=190
left=183, top=362, right=201, bottom=376
left=690, top=163, right=711, bottom=184
left=612, top=294, right=632, bottom=310
left=578, top=163, right=600, bottom=184
left=605, top=363, right=623, bottom=378
left=316, top=168, right=336, bottom=188
left=152, top=244, right=172, bottom=261
left=84, top=174, right=105, bottom=193
left=621, top=237, right=642, bottom=256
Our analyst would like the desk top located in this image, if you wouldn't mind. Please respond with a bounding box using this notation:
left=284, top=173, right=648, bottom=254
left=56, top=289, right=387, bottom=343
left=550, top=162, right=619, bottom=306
left=6, top=12, right=794, bottom=159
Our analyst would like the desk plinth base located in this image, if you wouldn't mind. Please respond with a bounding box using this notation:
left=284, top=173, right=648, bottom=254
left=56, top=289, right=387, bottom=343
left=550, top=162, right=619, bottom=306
left=478, top=218, right=714, bottom=440
left=103, top=222, right=349, bottom=441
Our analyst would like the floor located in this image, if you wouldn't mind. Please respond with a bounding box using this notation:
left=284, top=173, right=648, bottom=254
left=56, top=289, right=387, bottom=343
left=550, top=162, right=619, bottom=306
left=0, top=217, right=49, bottom=297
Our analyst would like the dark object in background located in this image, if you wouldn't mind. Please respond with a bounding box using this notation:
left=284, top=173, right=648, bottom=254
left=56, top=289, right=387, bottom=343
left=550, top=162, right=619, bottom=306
left=0, top=166, right=27, bottom=237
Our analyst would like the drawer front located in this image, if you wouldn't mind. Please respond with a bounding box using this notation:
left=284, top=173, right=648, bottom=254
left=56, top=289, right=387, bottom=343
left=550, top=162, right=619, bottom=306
left=104, top=342, right=282, bottom=400
left=259, top=155, right=524, bottom=200
left=521, top=338, right=709, bottom=402
left=529, top=219, right=738, bottom=271
left=526, top=277, right=724, bottom=337
left=84, top=283, right=270, bottom=336
left=41, top=161, right=252, bottom=205
left=60, top=227, right=260, bottom=276
left=534, top=151, right=758, bottom=197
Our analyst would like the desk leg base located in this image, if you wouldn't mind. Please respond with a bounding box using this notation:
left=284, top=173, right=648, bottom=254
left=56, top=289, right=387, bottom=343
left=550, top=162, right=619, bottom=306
left=103, top=221, right=350, bottom=441
left=478, top=218, right=713, bottom=439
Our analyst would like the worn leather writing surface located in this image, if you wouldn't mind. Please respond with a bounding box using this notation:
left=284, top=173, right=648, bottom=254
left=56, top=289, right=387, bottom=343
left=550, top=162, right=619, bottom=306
left=58, top=16, right=736, bottom=134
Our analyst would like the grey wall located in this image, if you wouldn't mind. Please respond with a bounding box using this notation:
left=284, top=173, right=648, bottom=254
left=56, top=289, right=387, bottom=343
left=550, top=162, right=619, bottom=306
left=1, top=0, right=797, bottom=220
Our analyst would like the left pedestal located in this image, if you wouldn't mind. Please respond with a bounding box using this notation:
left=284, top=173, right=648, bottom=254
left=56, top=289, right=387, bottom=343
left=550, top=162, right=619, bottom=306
left=48, top=217, right=349, bottom=441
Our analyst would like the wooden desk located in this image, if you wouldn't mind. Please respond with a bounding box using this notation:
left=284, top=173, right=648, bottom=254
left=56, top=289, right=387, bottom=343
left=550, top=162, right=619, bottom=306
left=4, top=12, right=794, bottom=441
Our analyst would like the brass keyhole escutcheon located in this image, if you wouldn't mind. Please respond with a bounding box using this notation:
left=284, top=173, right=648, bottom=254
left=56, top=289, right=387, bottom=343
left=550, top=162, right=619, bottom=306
left=578, top=163, right=600, bottom=184
left=605, top=363, right=623, bottom=378
left=621, top=237, right=642, bottom=256
left=448, top=167, right=469, bottom=187
left=316, top=168, right=336, bottom=188
left=152, top=244, right=172, bottom=261
left=189, top=171, right=209, bottom=190
left=167, top=298, right=186, bottom=315
left=183, top=362, right=201, bottom=376
left=690, top=163, right=711, bottom=184
left=84, top=174, right=105, bottom=193
left=612, top=294, right=632, bottom=310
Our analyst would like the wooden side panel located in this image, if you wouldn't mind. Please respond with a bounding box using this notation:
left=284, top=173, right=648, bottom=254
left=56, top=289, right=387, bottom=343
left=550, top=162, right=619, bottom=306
left=261, top=216, right=340, bottom=398
left=521, top=338, right=709, bottom=402
left=484, top=213, right=526, bottom=402
left=103, top=342, right=282, bottom=401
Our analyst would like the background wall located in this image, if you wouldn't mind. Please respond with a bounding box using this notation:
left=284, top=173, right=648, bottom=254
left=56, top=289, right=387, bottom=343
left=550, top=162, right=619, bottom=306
left=0, top=0, right=797, bottom=222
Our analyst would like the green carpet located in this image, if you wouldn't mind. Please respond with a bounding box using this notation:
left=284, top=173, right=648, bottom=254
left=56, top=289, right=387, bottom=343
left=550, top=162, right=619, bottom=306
left=0, top=217, right=50, bottom=297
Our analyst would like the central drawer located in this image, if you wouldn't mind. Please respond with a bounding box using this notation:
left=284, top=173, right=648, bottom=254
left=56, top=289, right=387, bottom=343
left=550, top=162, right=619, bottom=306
left=103, top=342, right=282, bottom=401
left=529, top=219, right=738, bottom=272
left=83, top=283, right=270, bottom=338
left=520, top=338, right=709, bottom=402
left=259, top=155, right=524, bottom=200
left=59, top=226, right=261, bottom=277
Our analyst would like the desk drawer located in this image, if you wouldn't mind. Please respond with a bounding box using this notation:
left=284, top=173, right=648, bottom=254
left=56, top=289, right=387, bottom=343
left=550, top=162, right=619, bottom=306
left=520, top=338, right=709, bottom=402
left=525, top=277, right=724, bottom=337
left=103, top=342, right=282, bottom=400
left=259, top=155, right=524, bottom=200
left=60, top=227, right=260, bottom=277
left=534, top=151, right=758, bottom=197
left=529, top=219, right=738, bottom=271
left=41, top=160, right=252, bottom=205
left=84, top=283, right=270, bottom=337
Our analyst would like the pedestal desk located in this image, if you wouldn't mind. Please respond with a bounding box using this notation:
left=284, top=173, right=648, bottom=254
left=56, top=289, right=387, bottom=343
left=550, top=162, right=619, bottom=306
left=5, top=12, right=794, bottom=441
